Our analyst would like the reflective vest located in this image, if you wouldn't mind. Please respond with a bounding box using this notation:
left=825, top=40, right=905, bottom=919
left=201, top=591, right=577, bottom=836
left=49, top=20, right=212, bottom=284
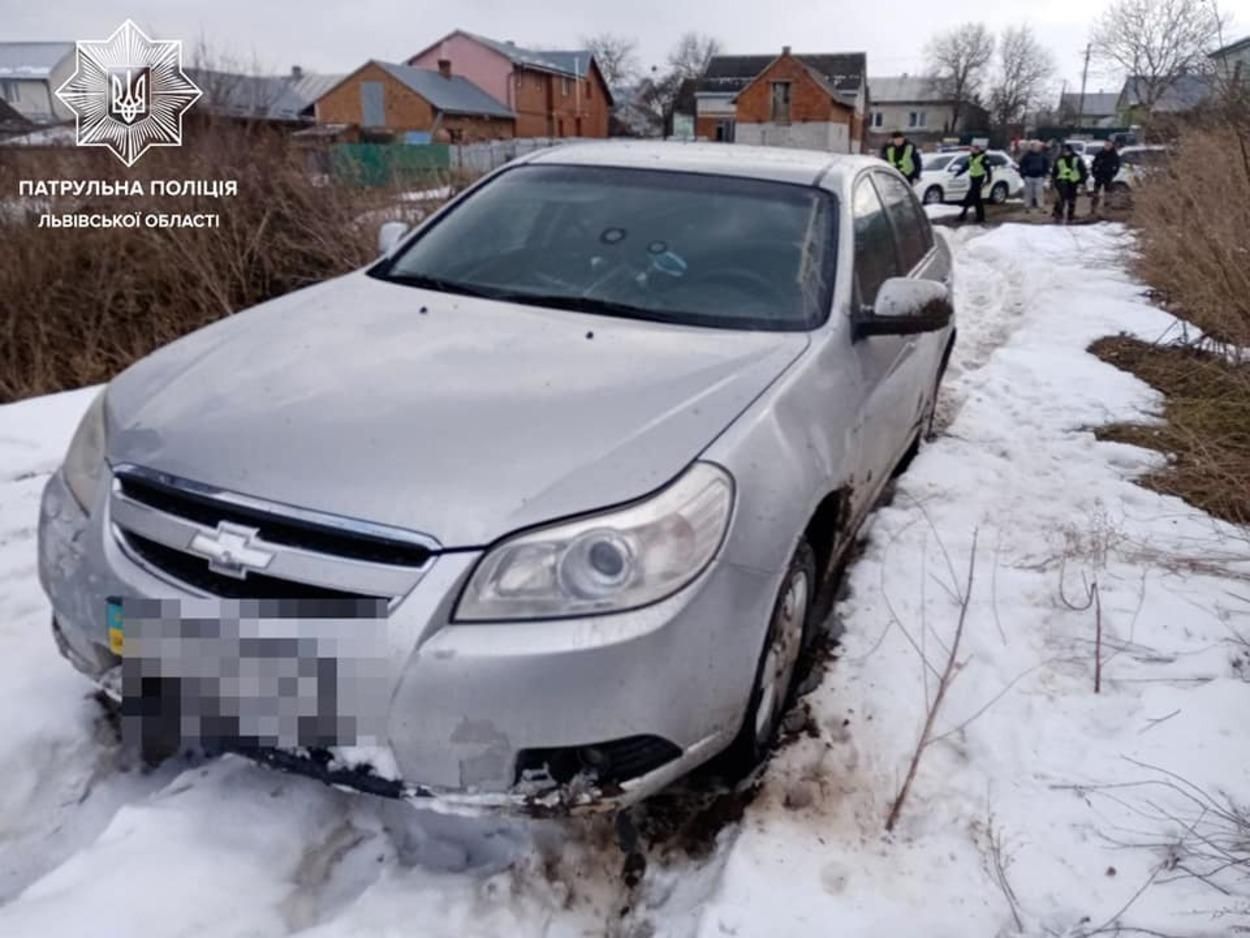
left=968, top=153, right=988, bottom=179
left=1056, top=156, right=1082, bottom=183
left=887, top=143, right=915, bottom=177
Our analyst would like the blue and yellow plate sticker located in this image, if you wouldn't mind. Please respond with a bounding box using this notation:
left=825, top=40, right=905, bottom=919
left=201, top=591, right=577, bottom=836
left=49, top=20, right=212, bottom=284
left=106, top=597, right=124, bottom=655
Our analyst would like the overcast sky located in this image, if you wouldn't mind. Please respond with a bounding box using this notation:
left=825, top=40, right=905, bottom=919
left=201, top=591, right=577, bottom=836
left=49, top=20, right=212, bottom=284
left=10, top=0, right=1248, bottom=98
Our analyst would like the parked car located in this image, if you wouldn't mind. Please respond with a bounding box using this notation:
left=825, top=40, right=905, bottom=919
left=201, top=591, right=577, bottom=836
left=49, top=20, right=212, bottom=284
left=914, top=150, right=1023, bottom=205
left=38, top=142, right=956, bottom=813
left=1085, top=144, right=1170, bottom=203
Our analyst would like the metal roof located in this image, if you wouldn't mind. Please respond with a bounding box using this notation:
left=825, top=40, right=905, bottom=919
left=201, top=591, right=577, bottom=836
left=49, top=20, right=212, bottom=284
left=698, top=53, right=866, bottom=105
left=869, top=76, right=952, bottom=104
left=0, top=41, right=74, bottom=78
left=373, top=61, right=514, bottom=118
left=1211, top=35, right=1250, bottom=58
left=1058, top=91, right=1119, bottom=116
left=184, top=69, right=345, bottom=121
left=525, top=139, right=874, bottom=188
left=1118, top=74, right=1214, bottom=112
left=459, top=33, right=589, bottom=78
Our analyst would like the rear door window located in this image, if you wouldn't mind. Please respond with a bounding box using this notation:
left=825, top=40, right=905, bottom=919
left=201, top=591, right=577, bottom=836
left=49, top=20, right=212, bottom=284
left=872, top=173, right=932, bottom=273
left=852, top=177, right=900, bottom=307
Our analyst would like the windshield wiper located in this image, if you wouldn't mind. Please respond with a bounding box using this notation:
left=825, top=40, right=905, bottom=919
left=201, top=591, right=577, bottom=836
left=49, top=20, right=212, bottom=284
left=381, top=272, right=502, bottom=300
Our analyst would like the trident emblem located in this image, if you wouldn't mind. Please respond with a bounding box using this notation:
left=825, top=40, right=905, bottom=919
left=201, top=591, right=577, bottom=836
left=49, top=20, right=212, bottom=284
left=108, top=67, right=149, bottom=124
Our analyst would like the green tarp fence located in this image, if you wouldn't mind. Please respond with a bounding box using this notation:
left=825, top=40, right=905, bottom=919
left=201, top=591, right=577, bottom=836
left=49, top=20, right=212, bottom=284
left=330, top=143, right=450, bottom=186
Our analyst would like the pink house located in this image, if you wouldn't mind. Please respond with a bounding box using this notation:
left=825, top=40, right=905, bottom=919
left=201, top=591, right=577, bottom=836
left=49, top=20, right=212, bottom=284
left=408, top=30, right=611, bottom=138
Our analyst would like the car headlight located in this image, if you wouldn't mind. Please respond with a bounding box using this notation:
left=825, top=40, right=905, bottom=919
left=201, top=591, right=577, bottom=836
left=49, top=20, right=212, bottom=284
left=455, top=462, right=734, bottom=621
left=63, top=389, right=108, bottom=512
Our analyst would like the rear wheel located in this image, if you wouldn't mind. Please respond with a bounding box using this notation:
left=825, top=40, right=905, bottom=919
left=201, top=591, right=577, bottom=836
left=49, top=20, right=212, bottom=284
left=722, top=541, right=816, bottom=779
left=923, top=186, right=944, bottom=205
left=990, top=182, right=1009, bottom=204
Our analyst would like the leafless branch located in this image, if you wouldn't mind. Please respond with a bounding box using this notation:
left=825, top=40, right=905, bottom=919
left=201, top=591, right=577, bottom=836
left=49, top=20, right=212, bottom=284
left=886, top=529, right=978, bottom=833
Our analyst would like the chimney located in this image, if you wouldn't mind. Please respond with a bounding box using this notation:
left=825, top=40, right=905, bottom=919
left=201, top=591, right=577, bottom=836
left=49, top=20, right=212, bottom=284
left=437, top=58, right=452, bottom=79
left=782, top=45, right=791, bottom=56
left=290, top=65, right=303, bottom=80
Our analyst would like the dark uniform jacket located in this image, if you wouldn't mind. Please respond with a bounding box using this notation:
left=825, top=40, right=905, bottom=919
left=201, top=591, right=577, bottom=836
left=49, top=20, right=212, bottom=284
left=1018, top=151, right=1049, bottom=178
left=1090, top=149, right=1121, bottom=183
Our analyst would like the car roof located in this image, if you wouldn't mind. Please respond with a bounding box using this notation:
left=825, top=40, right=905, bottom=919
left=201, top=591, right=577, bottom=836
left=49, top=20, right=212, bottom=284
left=523, top=140, right=881, bottom=188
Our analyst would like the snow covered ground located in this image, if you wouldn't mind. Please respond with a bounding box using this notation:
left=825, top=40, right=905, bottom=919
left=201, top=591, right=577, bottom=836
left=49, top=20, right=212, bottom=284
left=0, top=223, right=1246, bottom=937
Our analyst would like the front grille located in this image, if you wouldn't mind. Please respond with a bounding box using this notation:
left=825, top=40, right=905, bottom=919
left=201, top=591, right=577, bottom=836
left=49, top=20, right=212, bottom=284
left=116, top=471, right=432, bottom=567
left=123, top=532, right=382, bottom=603
left=515, top=735, right=682, bottom=787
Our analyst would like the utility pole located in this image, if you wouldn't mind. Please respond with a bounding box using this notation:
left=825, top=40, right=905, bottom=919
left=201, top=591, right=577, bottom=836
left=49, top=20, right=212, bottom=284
left=1076, top=43, right=1092, bottom=127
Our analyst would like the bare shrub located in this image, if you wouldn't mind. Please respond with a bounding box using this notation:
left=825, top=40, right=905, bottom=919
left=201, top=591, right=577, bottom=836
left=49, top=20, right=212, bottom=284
left=0, top=121, right=444, bottom=402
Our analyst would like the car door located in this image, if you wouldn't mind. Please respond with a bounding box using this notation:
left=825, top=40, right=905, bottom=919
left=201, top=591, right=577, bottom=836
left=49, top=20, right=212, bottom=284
left=848, top=173, right=913, bottom=499
left=873, top=171, right=949, bottom=432
left=946, top=155, right=970, bottom=199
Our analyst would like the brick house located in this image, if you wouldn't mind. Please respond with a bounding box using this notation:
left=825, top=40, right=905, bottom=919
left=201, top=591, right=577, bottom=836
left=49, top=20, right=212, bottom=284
left=696, top=48, right=867, bottom=153
left=315, top=60, right=514, bottom=142
left=407, top=31, right=611, bottom=138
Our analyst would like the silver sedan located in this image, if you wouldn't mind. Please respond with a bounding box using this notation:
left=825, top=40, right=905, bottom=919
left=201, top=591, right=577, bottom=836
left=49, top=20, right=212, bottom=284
left=38, top=141, right=955, bottom=813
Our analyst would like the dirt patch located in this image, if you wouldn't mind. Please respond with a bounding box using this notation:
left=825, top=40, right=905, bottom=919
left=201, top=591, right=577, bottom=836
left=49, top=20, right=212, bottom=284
left=1091, top=335, right=1250, bottom=526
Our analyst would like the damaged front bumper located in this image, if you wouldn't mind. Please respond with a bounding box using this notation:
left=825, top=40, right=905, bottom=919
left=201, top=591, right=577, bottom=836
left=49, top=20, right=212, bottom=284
left=88, top=663, right=718, bottom=816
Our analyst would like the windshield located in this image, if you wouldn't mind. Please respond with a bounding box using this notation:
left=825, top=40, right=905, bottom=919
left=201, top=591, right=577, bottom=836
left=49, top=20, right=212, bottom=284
left=926, top=154, right=954, bottom=172
left=375, top=164, right=838, bottom=331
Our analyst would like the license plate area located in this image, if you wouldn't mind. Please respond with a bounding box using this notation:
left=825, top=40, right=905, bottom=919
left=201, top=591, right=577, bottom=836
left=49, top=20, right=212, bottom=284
left=112, top=596, right=389, bottom=750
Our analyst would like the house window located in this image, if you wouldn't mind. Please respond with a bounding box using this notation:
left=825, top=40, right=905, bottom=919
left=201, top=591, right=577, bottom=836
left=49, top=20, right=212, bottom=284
left=0, top=78, right=17, bottom=101
left=908, top=110, right=927, bottom=128
left=870, top=111, right=884, bottom=129
left=562, top=77, right=571, bottom=97
left=770, top=81, right=792, bottom=122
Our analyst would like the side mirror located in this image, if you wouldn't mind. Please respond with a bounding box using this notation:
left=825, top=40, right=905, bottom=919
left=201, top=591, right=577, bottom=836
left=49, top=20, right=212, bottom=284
left=377, top=221, right=409, bottom=256
left=855, top=277, right=953, bottom=339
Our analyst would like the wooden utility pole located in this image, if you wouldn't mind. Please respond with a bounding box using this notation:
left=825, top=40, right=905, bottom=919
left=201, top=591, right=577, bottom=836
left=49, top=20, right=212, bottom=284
left=1076, top=44, right=1092, bottom=126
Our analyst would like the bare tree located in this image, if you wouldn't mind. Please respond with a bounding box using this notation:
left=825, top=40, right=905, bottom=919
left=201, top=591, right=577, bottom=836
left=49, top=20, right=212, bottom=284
left=666, top=32, right=723, bottom=81
left=1091, top=0, right=1224, bottom=115
left=926, top=24, right=996, bottom=131
left=582, top=33, right=640, bottom=90
left=988, top=26, right=1057, bottom=129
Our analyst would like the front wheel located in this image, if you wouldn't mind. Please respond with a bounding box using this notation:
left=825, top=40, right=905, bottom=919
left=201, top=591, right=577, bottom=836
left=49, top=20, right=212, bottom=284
left=923, top=186, right=944, bottom=205
left=990, top=182, right=1009, bottom=204
left=722, top=541, right=816, bottom=779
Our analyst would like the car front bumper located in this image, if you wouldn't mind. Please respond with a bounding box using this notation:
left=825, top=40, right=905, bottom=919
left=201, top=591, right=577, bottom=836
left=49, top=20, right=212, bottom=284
left=38, top=468, right=780, bottom=813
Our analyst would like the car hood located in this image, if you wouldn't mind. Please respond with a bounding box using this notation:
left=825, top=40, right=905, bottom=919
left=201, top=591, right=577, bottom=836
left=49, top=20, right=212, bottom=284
left=106, top=273, right=808, bottom=547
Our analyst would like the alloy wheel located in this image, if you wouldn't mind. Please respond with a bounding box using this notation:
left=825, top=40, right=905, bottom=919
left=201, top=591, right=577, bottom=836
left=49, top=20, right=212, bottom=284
left=754, top=567, right=810, bottom=744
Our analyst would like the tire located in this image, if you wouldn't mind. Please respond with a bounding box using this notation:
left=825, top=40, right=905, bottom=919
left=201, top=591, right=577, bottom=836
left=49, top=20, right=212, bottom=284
left=722, top=541, right=817, bottom=779
left=990, top=182, right=1009, bottom=204
left=923, top=186, right=944, bottom=205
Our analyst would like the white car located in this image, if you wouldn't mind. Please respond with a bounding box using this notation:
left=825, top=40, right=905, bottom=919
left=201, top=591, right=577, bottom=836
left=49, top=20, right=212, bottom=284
left=1115, top=144, right=1170, bottom=187
left=913, top=150, right=1023, bottom=206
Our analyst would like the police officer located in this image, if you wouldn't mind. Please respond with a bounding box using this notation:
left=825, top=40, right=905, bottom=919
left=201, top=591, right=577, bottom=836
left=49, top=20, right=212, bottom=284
left=881, top=131, right=922, bottom=183
left=954, top=143, right=992, bottom=223
left=1051, top=144, right=1088, bottom=223
left=1089, top=139, right=1121, bottom=216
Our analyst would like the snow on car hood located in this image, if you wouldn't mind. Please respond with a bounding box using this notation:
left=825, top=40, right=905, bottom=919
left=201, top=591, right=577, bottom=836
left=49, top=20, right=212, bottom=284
left=105, top=272, right=808, bottom=547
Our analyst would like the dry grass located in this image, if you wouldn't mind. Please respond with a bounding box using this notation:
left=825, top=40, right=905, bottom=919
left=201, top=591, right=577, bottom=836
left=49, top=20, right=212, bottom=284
left=1130, top=115, right=1250, bottom=350
left=0, top=122, right=444, bottom=403
left=1091, top=335, right=1250, bottom=527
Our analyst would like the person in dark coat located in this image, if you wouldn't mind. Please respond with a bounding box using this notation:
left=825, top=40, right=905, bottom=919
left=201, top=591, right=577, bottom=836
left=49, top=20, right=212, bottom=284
left=1051, top=144, right=1088, bottom=223
left=1017, top=140, right=1050, bottom=212
left=954, top=143, right=993, bottom=223
left=881, top=132, right=923, bottom=183
left=1089, top=139, right=1121, bottom=215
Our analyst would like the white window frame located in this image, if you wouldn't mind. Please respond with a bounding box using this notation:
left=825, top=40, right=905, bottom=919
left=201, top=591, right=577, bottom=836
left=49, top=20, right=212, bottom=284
left=908, top=110, right=927, bottom=129
left=870, top=111, right=884, bottom=128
